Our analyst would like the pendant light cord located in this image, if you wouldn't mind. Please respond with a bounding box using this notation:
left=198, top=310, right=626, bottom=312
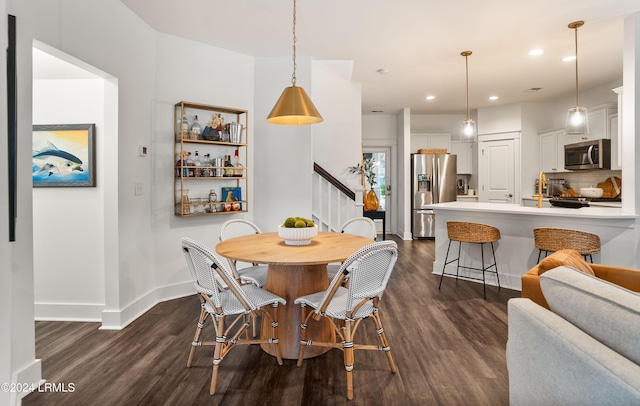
left=291, top=0, right=297, bottom=87
left=465, top=54, right=470, bottom=119
left=574, top=25, right=579, bottom=107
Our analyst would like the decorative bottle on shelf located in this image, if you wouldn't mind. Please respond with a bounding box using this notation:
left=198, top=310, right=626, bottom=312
left=224, top=154, right=234, bottom=177
left=233, top=149, right=243, bottom=177
left=180, top=113, right=189, bottom=140
left=208, top=189, right=217, bottom=213
left=185, top=152, right=194, bottom=177
left=194, top=151, right=202, bottom=177
left=190, top=115, right=202, bottom=140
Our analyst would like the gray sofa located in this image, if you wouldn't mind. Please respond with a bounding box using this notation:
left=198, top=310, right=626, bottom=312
left=507, top=266, right=640, bottom=405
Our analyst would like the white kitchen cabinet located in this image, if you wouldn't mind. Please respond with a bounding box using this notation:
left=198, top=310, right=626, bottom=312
left=450, top=141, right=473, bottom=174
left=539, top=129, right=570, bottom=172
left=584, top=103, right=617, bottom=141
left=609, top=113, right=620, bottom=170
left=411, top=132, right=451, bottom=152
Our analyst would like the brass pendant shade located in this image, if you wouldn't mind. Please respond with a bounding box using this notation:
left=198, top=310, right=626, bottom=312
left=565, top=20, right=589, bottom=136
left=267, top=86, right=323, bottom=125
left=266, top=0, right=323, bottom=126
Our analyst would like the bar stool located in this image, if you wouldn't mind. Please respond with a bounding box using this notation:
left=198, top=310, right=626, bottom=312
left=438, top=221, right=501, bottom=299
left=533, top=228, right=600, bottom=263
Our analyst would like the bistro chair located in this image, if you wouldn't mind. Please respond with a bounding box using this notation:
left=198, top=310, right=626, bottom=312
left=326, top=216, right=377, bottom=281
left=438, top=221, right=501, bottom=299
left=294, top=240, right=398, bottom=400
left=533, top=227, right=601, bottom=263
left=219, top=219, right=268, bottom=287
left=181, top=237, right=286, bottom=395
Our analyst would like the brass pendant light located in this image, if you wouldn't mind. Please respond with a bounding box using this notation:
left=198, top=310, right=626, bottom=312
left=267, top=0, right=323, bottom=125
left=460, top=51, right=477, bottom=142
left=565, top=21, right=589, bottom=136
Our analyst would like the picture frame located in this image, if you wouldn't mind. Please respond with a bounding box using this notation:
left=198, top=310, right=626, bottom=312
left=221, top=187, right=242, bottom=211
left=32, top=123, right=96, bottom=187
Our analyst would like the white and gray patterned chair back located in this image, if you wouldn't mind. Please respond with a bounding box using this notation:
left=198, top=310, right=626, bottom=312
left=181, top=237, right=257, bottom=312
left=323, top=240, right=397, bottom=313
left=340, top=217, right=377, bottom=241
left=219, top=219, right=262, bottom=241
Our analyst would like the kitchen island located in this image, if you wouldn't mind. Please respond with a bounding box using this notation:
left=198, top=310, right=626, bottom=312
left=429, top=201, right=637, bottom=291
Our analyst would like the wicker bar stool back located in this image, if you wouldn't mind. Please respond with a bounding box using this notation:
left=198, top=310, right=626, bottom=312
left=438, top=221, right=501, bottom=299
left=181, top=237, right=286, bottom=395
left=219, top=219, right=268, bottom=287
left=533, top=227, right=601, bottom=263
left=294, top=241, right=399, bottom=400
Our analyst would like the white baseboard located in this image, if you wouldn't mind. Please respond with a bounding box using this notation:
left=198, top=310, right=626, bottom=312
left=12, top=359, right=42, bottom=405
left=99, top=280, right=193, bottom=330
left=34, top=303, right=103, bottom=322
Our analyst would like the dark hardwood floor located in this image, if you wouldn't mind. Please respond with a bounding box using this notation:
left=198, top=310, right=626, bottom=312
left=23, top=236, right=519, bottom=406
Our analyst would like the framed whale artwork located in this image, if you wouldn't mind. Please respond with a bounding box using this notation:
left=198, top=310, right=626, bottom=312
left=32, top=124, right=96, bottom=187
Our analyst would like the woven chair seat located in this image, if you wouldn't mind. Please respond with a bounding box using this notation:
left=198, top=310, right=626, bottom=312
left=447, top=221, right=501, bottom=243
left=533, top=228, right=600, bottom=255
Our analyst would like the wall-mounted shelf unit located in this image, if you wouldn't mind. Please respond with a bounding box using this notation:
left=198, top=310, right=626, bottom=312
left=174, top=101, right=248, bottom=217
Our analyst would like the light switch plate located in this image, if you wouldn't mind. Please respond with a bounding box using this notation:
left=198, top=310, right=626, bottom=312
left=138, top=145, right=147, bottom=157
left=134, top=183, right=143, bottom=196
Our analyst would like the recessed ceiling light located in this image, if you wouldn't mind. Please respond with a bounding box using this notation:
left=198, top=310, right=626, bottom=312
left=425, top=95, right=435, bottom=100
left=562, top=55, right=576, bottom=62
left=529, top=49, right=544, bottom=56
left=371, top=110, right=384, bottom=113
left=489, top=96, right=498, bottom=101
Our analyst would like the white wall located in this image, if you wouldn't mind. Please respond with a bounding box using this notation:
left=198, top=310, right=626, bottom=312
left=312, top=60, right=363, bottom=188
left=1, top=4, right=16, bottom=405
left=152, top=32, right=255, bottom=294
left=32, top=78, right=106, bottom=320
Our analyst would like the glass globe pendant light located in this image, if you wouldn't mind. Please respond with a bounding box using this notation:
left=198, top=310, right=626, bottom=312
left=460, top=51, right=477, bottom=142
left=565, top=21, right=589, bottom=136
left=267, top=0, right=323, bottom=125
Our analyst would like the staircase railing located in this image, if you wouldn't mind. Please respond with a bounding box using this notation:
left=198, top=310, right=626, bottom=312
left=312, top=162, right=363, bottom=232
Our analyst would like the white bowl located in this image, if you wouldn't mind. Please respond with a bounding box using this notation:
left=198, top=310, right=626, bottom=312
left=580, top=187, right=604, bottom=198
left=277, top=225, right=318, bottom=246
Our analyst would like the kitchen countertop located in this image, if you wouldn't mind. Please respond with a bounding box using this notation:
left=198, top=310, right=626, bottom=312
left=428, top=201, right=638, bottom=292
left=427, top=201, right=635, bottom=219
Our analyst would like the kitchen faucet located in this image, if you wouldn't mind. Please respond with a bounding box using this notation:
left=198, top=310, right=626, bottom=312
left=532, top=172, right=547, bottom=208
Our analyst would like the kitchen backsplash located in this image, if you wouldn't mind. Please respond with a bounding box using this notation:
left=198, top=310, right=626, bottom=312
left=542, top=170, right=622, bottom=194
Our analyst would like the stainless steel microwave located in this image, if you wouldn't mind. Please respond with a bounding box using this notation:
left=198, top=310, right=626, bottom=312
left=564, top=139, right=611, bottom=170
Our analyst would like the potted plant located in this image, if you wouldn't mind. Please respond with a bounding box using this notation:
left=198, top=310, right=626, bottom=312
left=349, top=157, right=379, bottom=211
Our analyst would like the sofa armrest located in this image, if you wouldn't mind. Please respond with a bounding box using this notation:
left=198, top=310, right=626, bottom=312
left=507, top=298, right=640, bottom=405
left=521, top=267, right=550, bottom=309
left=592, top=264, right=640, bottom=293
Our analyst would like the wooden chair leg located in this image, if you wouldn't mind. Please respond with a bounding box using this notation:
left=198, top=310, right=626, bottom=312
left=187, top=303, right=207, bottom=367
left=371, top=309, right=397, bottom=373
left=343, top=320, right=355, bottom=400
left=296, top=304, right=308, bottom=367
left=271, top=304, right=283, bottom=366
left=210, top=315, right=225, bottom=395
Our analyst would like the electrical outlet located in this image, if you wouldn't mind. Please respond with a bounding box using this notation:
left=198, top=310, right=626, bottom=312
left=134, top=183, right=143, bottom=196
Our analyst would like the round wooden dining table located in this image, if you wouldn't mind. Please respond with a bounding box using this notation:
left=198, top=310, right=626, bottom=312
left=216, top=231, right=374, bottom=359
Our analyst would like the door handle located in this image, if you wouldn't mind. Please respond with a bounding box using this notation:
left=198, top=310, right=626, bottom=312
left=507, top=193, right=513, bottom=198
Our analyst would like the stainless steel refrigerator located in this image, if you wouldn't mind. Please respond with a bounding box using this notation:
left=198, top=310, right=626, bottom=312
left=411, top=153, right=457, bottom=238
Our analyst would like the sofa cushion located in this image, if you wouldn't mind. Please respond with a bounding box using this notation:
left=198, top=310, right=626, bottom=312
left=537, top=249, right=594, bottom=276
left=541, top=266, right=640, bottom=366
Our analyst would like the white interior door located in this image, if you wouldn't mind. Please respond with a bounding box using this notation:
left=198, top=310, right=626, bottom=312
left=480, top=139, right=515, bottom=203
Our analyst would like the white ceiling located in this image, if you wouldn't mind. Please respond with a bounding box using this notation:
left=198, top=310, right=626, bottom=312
left=116, top=1, right=640, bottom=114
